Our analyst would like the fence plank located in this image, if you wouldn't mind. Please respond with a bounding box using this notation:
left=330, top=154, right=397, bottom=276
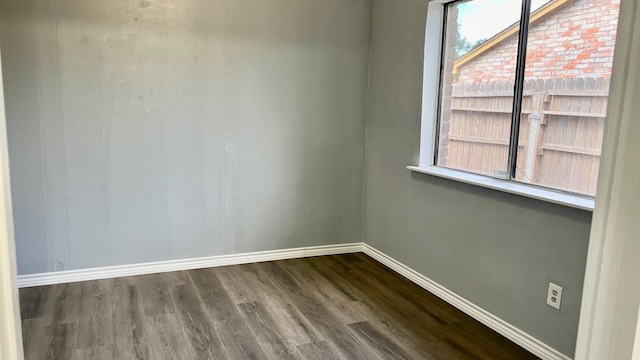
left=443, top=77, right=610, bottom=195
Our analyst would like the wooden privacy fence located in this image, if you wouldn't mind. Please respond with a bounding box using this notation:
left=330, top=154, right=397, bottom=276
left=439, top=77, right=609, bottom=196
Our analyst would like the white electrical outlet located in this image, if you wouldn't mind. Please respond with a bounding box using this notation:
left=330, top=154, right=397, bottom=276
left=547, top=282, right=563, bottom=310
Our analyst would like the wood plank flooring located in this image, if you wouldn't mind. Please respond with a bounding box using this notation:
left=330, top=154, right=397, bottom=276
left=19, top=253, right=540, bottom=359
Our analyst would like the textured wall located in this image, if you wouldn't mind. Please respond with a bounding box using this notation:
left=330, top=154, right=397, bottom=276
left=0, top=0, right=371, bottom=274
left=0, top=0, right=597, bottom=356
left=364, top=0, right=592, bottom=356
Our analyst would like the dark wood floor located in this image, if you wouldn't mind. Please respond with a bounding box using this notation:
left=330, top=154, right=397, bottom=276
left=19, top=253, right=539, bottom=359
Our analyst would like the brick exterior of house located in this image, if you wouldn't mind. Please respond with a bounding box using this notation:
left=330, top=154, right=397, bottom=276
left=457, top=0, right=620, bottom=83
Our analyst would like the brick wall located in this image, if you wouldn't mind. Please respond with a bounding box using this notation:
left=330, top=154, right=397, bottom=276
left=438, top=6, right=459, bottom=166
left=457, top=0, right=620, bottom=83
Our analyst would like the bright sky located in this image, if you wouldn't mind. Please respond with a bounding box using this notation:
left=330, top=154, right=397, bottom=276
left=458, top=0, right=550, bottom=43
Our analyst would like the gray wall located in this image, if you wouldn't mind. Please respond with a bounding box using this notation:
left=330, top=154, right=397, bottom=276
left=363, top=0, right=591, bottom=357
left=0, top=0, right=371, bottom=274
left=1, top=0, right=593, bottom=356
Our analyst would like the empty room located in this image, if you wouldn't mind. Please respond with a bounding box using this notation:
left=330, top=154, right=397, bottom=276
left=0, top=0, right=639, bottom=359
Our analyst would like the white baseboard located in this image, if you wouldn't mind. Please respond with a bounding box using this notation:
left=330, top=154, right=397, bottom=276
left=17, top=241, right=570, bottom=360
left=17, top=242, right=364, bottom=288
left=362, top=244, right=572, bottom=360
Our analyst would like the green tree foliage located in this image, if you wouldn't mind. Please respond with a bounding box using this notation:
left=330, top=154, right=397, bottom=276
left=456, top=24, right=487, bottom=58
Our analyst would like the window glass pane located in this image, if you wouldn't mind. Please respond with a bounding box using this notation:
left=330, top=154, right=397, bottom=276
left=437, top=0, right=521, bottom=178
left=514, top=0, right=620, bottom=196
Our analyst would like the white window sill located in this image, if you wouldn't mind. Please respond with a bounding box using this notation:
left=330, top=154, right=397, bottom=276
left=407, top=165, right=594, bottom=212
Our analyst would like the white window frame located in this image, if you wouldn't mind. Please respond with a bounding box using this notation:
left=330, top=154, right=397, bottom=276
left=408, top=0, right=595, bottom=211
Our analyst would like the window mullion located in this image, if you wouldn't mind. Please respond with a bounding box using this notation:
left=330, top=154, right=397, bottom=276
left=507, top=0, right=533, bottom=180
left=433, top=3, right=450, bottom=167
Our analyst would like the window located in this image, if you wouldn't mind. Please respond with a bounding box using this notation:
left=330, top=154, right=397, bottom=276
left=414, top=0, right=620, bottom=209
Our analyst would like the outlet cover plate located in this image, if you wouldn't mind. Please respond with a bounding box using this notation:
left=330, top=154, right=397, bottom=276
left=547, top=282, right=563, bottom=310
